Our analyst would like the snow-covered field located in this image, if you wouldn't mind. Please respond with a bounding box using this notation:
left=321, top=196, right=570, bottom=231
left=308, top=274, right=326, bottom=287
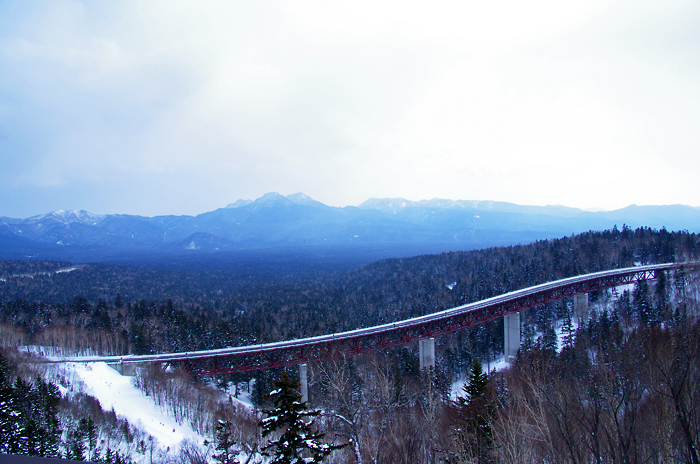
left=63, top=362, right=204, bottom=449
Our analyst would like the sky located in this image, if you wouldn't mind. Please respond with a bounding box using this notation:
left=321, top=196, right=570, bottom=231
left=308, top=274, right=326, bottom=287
left=1, top=0, right=699, bottom=218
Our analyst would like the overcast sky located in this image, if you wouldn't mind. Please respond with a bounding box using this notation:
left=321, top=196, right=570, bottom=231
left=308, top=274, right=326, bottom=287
left=1, top=1, right=699, bottom=218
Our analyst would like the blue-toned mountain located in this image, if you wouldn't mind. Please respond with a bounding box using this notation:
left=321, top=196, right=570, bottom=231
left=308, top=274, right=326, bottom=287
left=1, top=193, right=699, bottom=265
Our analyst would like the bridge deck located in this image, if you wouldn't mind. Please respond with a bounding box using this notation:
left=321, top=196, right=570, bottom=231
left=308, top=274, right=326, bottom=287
left=52, top=262, right=693, bottom=375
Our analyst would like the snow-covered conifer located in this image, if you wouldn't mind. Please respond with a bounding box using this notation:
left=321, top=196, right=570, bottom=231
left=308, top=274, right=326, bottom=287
left=213, top=419, right=241, bottom=464
left=260, top=372, right=345, bottom=463
left=0, top=375, right=22, bottom=454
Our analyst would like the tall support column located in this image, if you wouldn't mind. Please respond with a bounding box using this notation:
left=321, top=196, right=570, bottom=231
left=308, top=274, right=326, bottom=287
left=504, top=313, right=520, bottom=363
left=299, top=363, right=308, bottom=403
left=574, top=293, right=589, bottom=325
left=419, top=338, right=435, bottom=370
left=108, top=361, right=135, bottom=376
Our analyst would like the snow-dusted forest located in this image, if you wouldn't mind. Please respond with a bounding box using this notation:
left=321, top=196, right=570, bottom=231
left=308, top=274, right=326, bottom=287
left=2, top=227, right=700, bottom=463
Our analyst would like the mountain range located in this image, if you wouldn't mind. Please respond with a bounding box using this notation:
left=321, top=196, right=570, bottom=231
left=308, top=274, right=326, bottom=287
left=1, top=192, right=699, bottom=265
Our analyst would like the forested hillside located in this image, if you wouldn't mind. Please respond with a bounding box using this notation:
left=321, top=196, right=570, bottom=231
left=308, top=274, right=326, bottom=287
left=0, top=226, right=695, bottom=356
left=1, top=226, right=699, bottom=463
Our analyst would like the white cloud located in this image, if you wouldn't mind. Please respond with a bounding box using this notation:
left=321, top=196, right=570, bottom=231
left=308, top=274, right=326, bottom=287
left=0, top=0, right=699, bottom=216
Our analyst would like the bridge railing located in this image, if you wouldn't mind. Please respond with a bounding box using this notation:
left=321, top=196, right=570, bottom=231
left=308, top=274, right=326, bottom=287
left=50, top=262, right=695, bottom=375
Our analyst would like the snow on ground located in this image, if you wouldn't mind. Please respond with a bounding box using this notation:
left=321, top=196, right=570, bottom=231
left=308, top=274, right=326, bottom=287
left=55, top=266, right=80, bottom=274
left=450, top=356, right=510, bottom=400
left=226, top=381, right=255, bottom=410
left=64, top=362, right=204, bottom=449
left=1, top=265, right=82, bottom=280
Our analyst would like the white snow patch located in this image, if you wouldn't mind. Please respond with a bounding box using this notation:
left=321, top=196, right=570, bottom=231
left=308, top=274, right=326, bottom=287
left=55, top=266, right=79, bottom=274
left=4, top=265, right=82, bottom=281
left=65, top=362, right=204, bottom=448
left=450, top=356, right=509, bottom=400
left=225, top=381, right=255, bottom=410
left=612, top=283, right=635, bottom=296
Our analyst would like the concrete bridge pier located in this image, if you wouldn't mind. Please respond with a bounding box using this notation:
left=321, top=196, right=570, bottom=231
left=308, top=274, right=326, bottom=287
left=574, top=293, right=589, bottom=325
left=504, top=313, right=520, bottom=363
left=419, top=338, right=435, bottom=370
left=108, top=361, right=136, bottom=376
left=299, top=363, right=309, bottom=403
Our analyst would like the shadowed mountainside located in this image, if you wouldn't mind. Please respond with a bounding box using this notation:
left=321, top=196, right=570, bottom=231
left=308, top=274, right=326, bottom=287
left=1, top=193, right=699, bottom=268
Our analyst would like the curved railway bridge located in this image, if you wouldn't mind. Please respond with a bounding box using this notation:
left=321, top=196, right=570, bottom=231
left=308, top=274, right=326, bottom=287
left=57, top=262, right=693, bottom=376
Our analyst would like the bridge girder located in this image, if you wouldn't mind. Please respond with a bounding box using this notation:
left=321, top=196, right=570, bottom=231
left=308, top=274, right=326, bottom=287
left=162, top=265, right=676, bottom=376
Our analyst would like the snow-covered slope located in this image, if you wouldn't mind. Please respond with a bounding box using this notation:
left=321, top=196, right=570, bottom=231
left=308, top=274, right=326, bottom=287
left=64, top=362, right=203, bottom=449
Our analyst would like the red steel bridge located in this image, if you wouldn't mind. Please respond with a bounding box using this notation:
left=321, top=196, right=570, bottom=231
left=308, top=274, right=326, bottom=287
left=57, top=262, right=693, bottom=376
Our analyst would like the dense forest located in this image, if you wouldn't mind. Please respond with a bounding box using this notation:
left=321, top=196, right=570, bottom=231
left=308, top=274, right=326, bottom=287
left=0, top=226, right=696, bottom=369
left=1, top=226, right=699, bottom=462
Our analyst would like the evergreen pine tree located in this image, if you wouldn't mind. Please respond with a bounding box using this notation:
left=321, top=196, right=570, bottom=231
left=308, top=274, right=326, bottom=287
left=0, top=355, right=22, bottom=455
left=37, top=378, right=62, bottom=458
left=540, top=326, right=558, bottom=352
left=260, top=373, right=345, bottom=463
left=69, top=424, right=87, bottom=461
left=213, top=419, right=240, bottom=464
left=23, top=377, right=62, bottom=458
left=561, top=309, right=575, bottom=349
left=633, top=279, right=656, bottom=325
left=451, top=359, right=496, bottom=464
left=618, top=289, right=632, bottom=321
left=69, top=418, right=96, bottom=462
left=655, top=270, right=670, bottom=320
left=0, top=356, right=63, bottom=458
left=674, top=266, right=687, bottom=303
left=462, top=359, right=489, bottom=402
left=80, top=417, right=98, bottom=461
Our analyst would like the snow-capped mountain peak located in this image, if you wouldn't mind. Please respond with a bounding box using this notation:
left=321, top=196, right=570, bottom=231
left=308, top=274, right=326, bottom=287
left=225, top=199, right=253, bottom=209
left=31, top=209, right=105, bottom=225
left=250, top=192, right=294, bottom=208
left=286, top=193, right=325, bottom=207
left=358, top=197, right=421, bottom=213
